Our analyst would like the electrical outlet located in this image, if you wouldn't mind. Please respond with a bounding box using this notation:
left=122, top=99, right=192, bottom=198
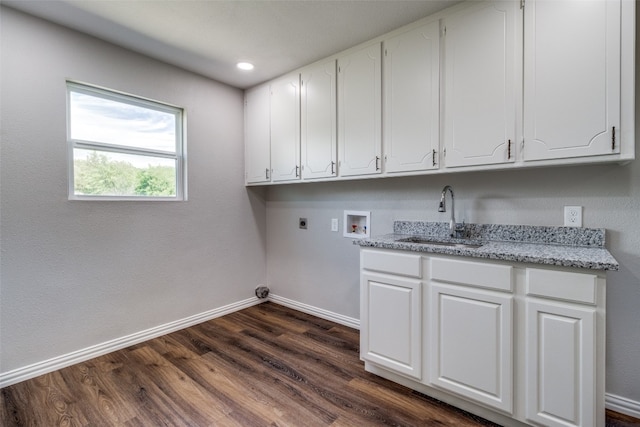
left=299, top=218, right=307, bottom=229
left=564, top=206, right=582, bottom=227
left=331, top=218, right=339, bottom=232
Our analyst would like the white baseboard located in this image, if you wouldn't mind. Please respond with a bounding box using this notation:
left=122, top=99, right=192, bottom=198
left=606, top=393, right=640, bottom=419
left=0, top=297, right=262, bottom=389
left=268, top=294, right=360, bottom=330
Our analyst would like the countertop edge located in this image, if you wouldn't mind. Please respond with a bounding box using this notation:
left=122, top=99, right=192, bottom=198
left=355, top=235, right=619, bottom=271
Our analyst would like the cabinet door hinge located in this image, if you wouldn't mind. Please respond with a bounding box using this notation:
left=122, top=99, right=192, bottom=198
left=520, top=0, right=525, bottom=9
left=442, top=26, right=447, bottom=37
left=384, top=48, right=388, bottom=56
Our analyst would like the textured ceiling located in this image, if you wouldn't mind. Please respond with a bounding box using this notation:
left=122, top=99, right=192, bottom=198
left=2, top=0, right=461, bottom=89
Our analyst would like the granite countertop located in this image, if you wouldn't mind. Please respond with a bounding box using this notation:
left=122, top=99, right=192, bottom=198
left=354, top=221, right=619, bottom=271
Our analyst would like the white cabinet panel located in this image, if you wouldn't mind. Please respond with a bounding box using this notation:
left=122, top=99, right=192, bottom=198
left=244, top=84, right=271, bottom=183
left=301, top=60, right=337, bottom=179
left=384, top=22, right=440, bottom=173
left=431, top=257, right=513, bottom=292
left=270, top=74, right=300, bottom=182
left=361, top=273, right=422, bottom=379
left=429, top=283, right=513, bottom=413
left=523, top=0, right=621, bottom=161
left=338, top=43, right=382, bottom=176
left=443, top=1, right=520, bottom=168
left=526, top=268, right=597, bottom=305
left=361, top=249, right=422, bottom=278
left=526, top=299, right=596, bottom=427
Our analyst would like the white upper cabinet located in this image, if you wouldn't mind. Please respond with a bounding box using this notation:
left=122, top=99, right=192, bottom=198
left=523, top=0, right=621, bottom=161
left=270, top=73, right=301, bottom=182
left=245, top=0, right=634, bottom=186
left=383, top=22, right=440, bottom=173
left=338, top=42, right=382, bottom=177
left=301, top=59, right=337, bottom=179
left=443, top=1, right=521, bottom=168
left=245, top=84, right=271, bottom=184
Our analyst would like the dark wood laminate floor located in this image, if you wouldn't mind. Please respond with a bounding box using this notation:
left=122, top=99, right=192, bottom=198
left=1, top=302, right=638, bottom=426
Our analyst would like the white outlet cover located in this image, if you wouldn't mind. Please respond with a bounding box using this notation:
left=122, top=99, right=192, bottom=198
left=564, top=206, right=582, bottom=227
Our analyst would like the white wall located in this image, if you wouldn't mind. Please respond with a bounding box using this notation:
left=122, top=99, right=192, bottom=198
left=0, top=8, right=267, bottom=375
left=265, top=41, right=640, bottom=412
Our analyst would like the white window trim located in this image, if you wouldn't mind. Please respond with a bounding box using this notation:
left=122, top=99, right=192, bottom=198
left=66, top=81, right=187, bottom=201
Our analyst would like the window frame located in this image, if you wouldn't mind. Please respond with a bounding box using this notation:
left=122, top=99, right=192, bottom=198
left=66, top=81, right=187, bottom=201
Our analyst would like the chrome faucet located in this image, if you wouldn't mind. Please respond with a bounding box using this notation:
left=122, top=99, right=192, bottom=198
left=438, top=185, right=465, bottom=238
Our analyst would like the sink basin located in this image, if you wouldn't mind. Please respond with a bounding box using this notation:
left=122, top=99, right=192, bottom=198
left=395, top=236, right=483, bottom=249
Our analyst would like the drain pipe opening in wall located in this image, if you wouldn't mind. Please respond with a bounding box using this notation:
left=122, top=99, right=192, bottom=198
left=255, top=285, right=269, bottom=299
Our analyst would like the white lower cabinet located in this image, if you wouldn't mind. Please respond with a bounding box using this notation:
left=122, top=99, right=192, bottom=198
left=360, top=250, right=422, bottom=380
left=525, top=268, right=601, bottom=427
left=429, top=283, right=513, bottom=413
left=525, top=300, right=595, bottom=427
left=359, top=248, right=606, bottom=427
left=361, top=273, right=422, bottom=379
left=428, top=257, right=513, bottom=413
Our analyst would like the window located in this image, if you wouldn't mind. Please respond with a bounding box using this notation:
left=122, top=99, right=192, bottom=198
left=67, top=82, right=185, bottom=200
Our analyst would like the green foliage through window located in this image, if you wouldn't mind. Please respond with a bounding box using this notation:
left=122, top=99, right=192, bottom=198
left=74, top=151, right=176, bottom=197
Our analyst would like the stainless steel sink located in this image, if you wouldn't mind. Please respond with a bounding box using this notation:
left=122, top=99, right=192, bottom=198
left=395, top=236, right=483, bottom=249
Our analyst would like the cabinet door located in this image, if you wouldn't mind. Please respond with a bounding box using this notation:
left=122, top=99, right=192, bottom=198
left=338, top=43, right=382, bottom=176
left=443, top=1, right=520, bottom=168
left=301, top=60, right=337, bottom=179
left=384, top=22, right=440, bottom=173
left=526, top=299, right=596, bottom=427
left=361, top=273, right=422, bottom=379
left=245, top=84, right=271, bottom=183
left=270, top=74, right=300, bottom=182
left=523, top=0, right=620, bottom=161
left=429, top=283, right=513, bottom=413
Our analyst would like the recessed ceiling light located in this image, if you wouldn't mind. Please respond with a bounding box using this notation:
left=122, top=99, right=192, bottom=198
left=237, top=62, right=254, bottom=71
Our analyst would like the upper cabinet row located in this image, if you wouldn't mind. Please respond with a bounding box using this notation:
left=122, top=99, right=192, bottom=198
left=245, top=0, right=634, bottom=185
